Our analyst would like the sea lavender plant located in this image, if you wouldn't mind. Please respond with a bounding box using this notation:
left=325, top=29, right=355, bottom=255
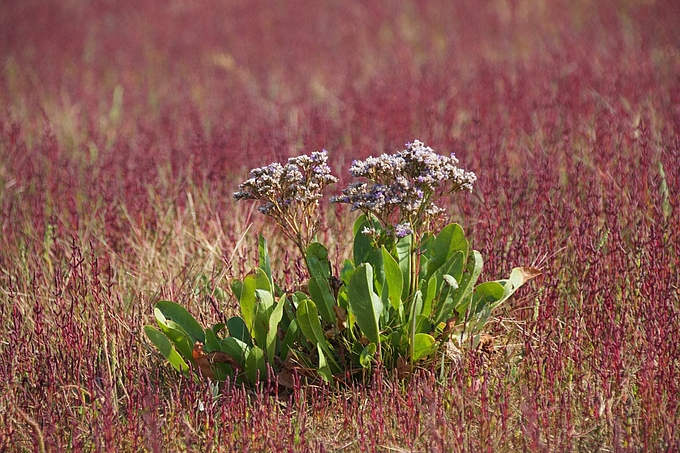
left=234, top=150, right=338, bottom=258
left=146, top=139, right=539, bottom=387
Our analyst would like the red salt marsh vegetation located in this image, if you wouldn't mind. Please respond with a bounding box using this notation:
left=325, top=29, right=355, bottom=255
left=1, top=0, right=678, bottom=451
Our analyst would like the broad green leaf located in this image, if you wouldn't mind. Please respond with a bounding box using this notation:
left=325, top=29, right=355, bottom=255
left=316, top=344, right=333, bottom=384
left=204, top=329, right=231, bottom=380
left=252, top=289, right=275, bottom=347
left=155, top=300, right=205, bottom=343
left=418, top=233, right=435, bottom=257
left=258, top=234, right=273, bottom=287
left=425, top=224, right=468, bottom=281
left=245, top=346, right=266, bottom=385
left=381, top=247, right=403, bottom=311
left=306, top=242, right=332, bottom=280
left=266, top=294, right=286, bottom=364
left=296, top=298, right=323, bottom=346
left=279, top=318, right=300, bottom=361
left=353, top=216, right=375, bottom=265
left=408, top=290, right=423, bottom=365
left=296, top=299, right=341, bottom=372
left=292, top=291, right=308, bottom=307
left=471, top=281, right=506, bottom=314
left=412, top=333, right=437, bottom=362
left=211, top=323, right=226, bottom=336
left=396, top=235, right=412, bottom=298
left=413, top=314, right=432, bottom=335
left=421, top=274, right=437, bottom=318
left=352, top=214, right=365, bottom=236
left=408, top=290, right=424, bottom=328
left=434, top=250, right=483, bottom=325
left=340, top=259, right=355, bottom=286
left=359, top=343, right=377, bottom=369
left=254, top=288, right=275, bottom=314
left=308, top=275, right=337, bottom=324
left=347, top=264, right=383, bottom=345
left=230, top=278, right=243, bottom=302
left=236, top=269, right=271, bottom=334
left=352, top=216, right=384, bottom=285
left=426, top=250, right=464, bottom=296
left=220, top=337, right=249, bottom=366
left=154, top=310, right=196, bottom=361
left=226, top=316, right=252, bottom=347
left=144, top=326, right=189, bottom=373
left=204, top=326, right=221, bottom=352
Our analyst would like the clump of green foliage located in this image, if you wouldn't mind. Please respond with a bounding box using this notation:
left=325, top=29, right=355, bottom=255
left=145, top=140, right=539, bottom=386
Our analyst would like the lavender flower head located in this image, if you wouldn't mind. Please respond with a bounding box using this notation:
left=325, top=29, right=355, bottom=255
left=234, top=150, right=337, bottom=251
left=331, top=140, right=475, bottom=239
left=394, top=222, right=413, bottom=239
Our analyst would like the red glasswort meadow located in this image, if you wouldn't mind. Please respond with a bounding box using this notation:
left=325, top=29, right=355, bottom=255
left=1, top=0, right=678, bottom=451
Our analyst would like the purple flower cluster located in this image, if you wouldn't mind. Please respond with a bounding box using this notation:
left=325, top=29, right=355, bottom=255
left=234, top=150, right=337, bottom=251
left=394, top=222, right=413, bottom=238
left=332, top=140, right=475, bottom=238
left=234, top=151, right=337, bottom=213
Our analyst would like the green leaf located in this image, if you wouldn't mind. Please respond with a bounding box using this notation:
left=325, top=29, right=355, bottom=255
left=352, top=213, right=369, bottom=236
left=220, top=337, right=249, bottom=367
left=279, top=319, right=300, bottom=361
left=144, top=326, right=189, bottom=374
left=236, top=269, right=271, bottom=334
left=340, top=259, right=356, bottom=286
left=204, top=329, right=231, bottom=380
left=308, top=276, right=337, bottom=324
left=211, top=323, right=226, bottom=336
left=316, top=344, right=333, bottom=384
left=426, top=223, right=468, bottom=281
left=296, top=298, right=341, bottom=372
left=347, top=263, right=383, bottom=345
left=266, top=294, right=286, bottom=364
left=412, top=314, right=432, bottom=335
left=296, top=298, right=323, bottom=346
left=226, top=316, right=253, bottom=347
left=245, top=346, right=266, bottom=385
left=412, top=333, right=437, bottom=362
left=154, top=309, right=195, bottom=361
left=204, top=327, right=221, bottom=352
left=421, top=274, right=437, bottom=318
left=252, top=288, right=275, bottom=347
left=409, top=290, right=424, bottom=329
left=381, top=247, right=403, bottom=311
left=258, top=234, right=273, bottom=288
left=352, top=216, right=383, bottom=279
left=471, top=281, right=506, bottom=314
left=155, top=300, right=205, bottom=344
left=230, top=278, right=243, bottom=300
left=306, top=242, right=331, bottom=280
left=434, top=250, right=483, bottom=325
left=359, top=343, right=377, bottom=369
left=409, top=290, right=423, bottom=365
left=396, top=235, right=412, bottom=297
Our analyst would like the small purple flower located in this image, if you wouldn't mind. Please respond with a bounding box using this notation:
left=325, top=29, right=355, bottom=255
left=333, top=139, right=475, bottom=237
left=394, top=222, right=413, bottom=238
